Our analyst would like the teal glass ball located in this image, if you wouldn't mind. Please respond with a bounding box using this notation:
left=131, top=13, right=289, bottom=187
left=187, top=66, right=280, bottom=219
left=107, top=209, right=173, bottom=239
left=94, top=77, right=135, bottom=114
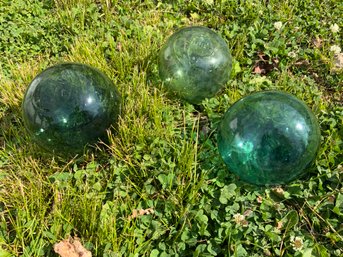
left=158, top=26, right=232, bottom=104
left=22, top=63, right=121, bottom=155
left=217, top=91, right=321, bottom=185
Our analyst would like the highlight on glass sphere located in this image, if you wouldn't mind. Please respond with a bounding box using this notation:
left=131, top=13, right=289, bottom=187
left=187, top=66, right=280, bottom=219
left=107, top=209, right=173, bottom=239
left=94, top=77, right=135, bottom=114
left=158, top=26, right=232, bottom=104
left=22, top=63, right=121, bottom=156
left=217, top=91, right=321, bottom=186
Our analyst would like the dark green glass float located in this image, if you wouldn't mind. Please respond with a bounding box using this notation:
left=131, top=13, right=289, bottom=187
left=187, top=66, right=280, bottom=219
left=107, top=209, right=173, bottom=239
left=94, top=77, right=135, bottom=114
left=22, top=63, right=121, bottom=155
left=217, top=91, right=321, bottom=185
left=158, top=26, right=232, bottom=104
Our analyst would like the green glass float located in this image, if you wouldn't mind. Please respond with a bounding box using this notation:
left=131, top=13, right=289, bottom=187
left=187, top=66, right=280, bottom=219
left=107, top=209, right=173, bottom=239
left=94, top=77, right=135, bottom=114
left=217, top=91, right=321, bottom=185
left=22, top=63, right=121, bottom=155
left=158, top=26, right=232, bottom=104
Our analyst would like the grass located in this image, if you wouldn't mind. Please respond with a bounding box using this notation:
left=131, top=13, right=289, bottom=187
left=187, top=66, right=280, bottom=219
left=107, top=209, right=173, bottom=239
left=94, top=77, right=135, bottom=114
left=0, top=0, right=342, bottom=256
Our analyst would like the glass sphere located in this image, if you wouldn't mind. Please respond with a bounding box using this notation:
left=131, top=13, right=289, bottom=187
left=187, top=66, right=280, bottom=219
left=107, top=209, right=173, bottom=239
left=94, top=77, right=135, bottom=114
left=158, top=26, right=232, bottom=104
left=217, top=91, right=321, bottom=185
left=22, top=63, right=121, bottom=155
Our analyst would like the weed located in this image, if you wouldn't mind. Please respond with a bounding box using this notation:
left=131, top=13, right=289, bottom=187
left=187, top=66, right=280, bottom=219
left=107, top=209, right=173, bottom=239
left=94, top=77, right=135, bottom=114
left=0, top=0, right=342, bottom=256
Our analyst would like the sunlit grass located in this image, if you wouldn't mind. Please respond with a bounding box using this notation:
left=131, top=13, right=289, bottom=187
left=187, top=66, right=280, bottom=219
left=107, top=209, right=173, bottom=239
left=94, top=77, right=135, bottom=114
left=0, top=0, right=342, bottom=256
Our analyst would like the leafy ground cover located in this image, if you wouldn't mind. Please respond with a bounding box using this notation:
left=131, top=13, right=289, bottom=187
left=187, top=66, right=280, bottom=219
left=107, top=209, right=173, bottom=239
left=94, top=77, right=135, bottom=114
left=0, top=0, right=342, bottom=256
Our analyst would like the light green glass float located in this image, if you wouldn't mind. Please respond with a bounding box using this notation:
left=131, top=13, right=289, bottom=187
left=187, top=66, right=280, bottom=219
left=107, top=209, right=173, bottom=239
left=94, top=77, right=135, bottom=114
left=217, top=91, right=321, bottom=185
left=158, top=26, right=232, bottom=104
left=22, top=63, right=121, bottom=155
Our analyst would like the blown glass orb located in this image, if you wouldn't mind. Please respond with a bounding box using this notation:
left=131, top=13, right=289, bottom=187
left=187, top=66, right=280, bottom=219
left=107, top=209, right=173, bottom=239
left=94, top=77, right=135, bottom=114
left=22, top=63, right=121, bottom=155
left=158, top=26, right=232, bottom=104
left=217, top=91, right=321, bottom=185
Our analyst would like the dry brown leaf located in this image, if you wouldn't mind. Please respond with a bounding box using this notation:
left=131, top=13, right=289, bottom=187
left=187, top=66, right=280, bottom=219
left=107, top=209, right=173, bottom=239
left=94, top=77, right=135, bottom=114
left=257, top=195, right=263, bottom=203
left=257, top=51, right=268, bottom=61
left=253, top=66, right=265, bottom=74
left=243, top=209, right=253, bottom=216
left=241, top=220, right=249, bottom=227
left=116, top=42, right=122, bottom=52
left=312, top=37, right=323, bottom=48
left=264, top=249, right=272, bottom=256
left=128, top=208, right=154, bottom=220
left=334, top=53, right=343, bottom=69
left=252, top=52, right=279, bottom=75
left=54, top=237, right=92, bottom=257
left=273, top=186, right=285, bottom=195
left=276, top=221, right=283, bottom=230
left=294, top=59, right=310, bottom=67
